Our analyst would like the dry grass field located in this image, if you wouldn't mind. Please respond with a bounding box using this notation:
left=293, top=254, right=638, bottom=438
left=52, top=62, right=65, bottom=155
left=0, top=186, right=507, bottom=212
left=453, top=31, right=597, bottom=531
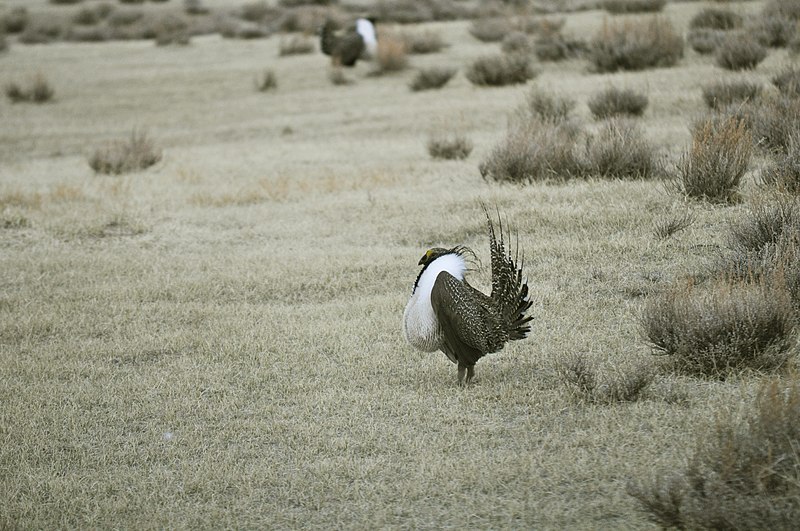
left=1, top=0, right=799, bottom=528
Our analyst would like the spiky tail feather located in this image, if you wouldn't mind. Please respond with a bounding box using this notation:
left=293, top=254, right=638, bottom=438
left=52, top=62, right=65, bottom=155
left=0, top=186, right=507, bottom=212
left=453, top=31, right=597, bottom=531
left=482, top=204, right=533, bottom=341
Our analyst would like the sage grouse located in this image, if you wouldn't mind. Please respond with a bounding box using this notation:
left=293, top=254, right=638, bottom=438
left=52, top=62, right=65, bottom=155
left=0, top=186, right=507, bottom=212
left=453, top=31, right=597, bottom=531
left=403, top=209, right=533, bottom=385
left=319, top=19, right=365, bottom=67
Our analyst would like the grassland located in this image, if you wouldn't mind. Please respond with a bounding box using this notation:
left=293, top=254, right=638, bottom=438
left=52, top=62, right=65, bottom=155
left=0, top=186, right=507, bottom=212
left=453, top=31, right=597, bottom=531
left=1, top=0, right=797, bottom=528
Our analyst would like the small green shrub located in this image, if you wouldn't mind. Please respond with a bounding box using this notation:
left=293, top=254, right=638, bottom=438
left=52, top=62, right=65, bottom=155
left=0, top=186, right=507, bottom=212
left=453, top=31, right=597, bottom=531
left=427, top=132, right=473, bottom=160
left=602, top=0, right=665, bottom=14
left=701, top=79, right=761, bottom=110
left=581, top=118, right=660, bottom=179
left=465, top=53, right=538, bottom=87
left=629, top=377, right=800, bottom=527
left=400, top=30, right=445, bottom=54
left=773, top=66, right=800, bottom=98
left=526, top=88, right=575, bottom=123
left=588, top=16, right=684, bottom=72
left=588, top=86, right=648, bottom=119
left=689, top=7, right=742, bottom=31
left=278, top=34, right=314, bottom=56
left=675, top=116, right=752, bottom=203
left=409, top=66, right=456, bottom=91
left=687, top=28, right=726, bottom=55
left=479, top=119, right=582, bottom=183
left=468, top=16, right=512, bottom=43
left=88, top=130, right=162, bottom=175
left=641, top=277, right=796, bottom=379
left=716, top=33, right=768, bottom=70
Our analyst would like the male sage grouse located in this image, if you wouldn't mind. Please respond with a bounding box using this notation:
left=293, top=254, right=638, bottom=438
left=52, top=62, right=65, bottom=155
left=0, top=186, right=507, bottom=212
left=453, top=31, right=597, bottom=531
left=319, top=18, right=365, bottom=67
left=403, top=208, right=533, bottom=385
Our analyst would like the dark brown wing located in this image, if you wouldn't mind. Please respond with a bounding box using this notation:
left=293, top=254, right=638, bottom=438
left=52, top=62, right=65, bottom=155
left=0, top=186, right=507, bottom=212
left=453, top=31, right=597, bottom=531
left=430, top=271, right=505, bottom=366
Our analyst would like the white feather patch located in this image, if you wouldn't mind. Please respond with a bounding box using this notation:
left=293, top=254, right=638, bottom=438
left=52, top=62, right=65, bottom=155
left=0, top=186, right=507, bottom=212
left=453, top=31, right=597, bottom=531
left=403, top=253, right=466, bottom=352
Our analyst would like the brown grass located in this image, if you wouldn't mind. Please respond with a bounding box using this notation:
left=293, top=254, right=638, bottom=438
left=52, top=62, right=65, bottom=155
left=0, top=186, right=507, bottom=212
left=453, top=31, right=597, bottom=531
left=674, top=116, right=752, bottom=203
left=588, top=16, right=684, bottom=72
left=372, top=34, right=409, bottom=75
left=88, top=130, right=163, bottom=175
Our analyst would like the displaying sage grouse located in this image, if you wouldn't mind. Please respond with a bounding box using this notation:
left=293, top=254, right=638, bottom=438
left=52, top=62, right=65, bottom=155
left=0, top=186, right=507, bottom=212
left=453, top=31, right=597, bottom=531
left=403, top=208, right=533, bottom=385
left=319, top=19, right=365, bottom=67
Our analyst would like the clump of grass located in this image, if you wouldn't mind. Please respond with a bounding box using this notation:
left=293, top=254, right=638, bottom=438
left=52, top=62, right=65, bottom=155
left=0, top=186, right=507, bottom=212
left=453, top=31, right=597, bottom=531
left=468, top=16, right=512, bottom=43
left=427, top=132, right=473, bottom=160
left=278, top=34, right=314, bottom=56
left=19, top=21, right=64, bottom=44
left=558, top=353, right=653, bottom=404
left=641, top=276, right=797, bottom=379
left=526, top=88, right=575, bottom=123
left=184, top=0, right=210, bottom=16
left=701, top=79, right=762, bottom=110
left=772, top=66, right=800, bottom=98
left=88, top=130, right=162, bottom=175
left=107, top=8, right=144, bottom=27
left=400, top=30, right=445, bottom=54
left=372, top=34, right=408, bottom=74
left=154, top=15, right=190, bottom=46
left=501, top=32, right=532, bottom=55
left=748, top=95, right=800, bottom=153
left=255, top=69, right=277, bottom=92
left=687, top=28, right=726, bottom=55
left=653, top=211, right=695, bottom=239
left=479, top=119, right=582, bottom=183
left=749, top=14, right=797, bottom=48
left=674, top=116, right=752, bottom=203
left=629, top=376, right=800, bottom=527
left=67, top=25, right=109, bottom=42
left=588, top=86, right=648, bottom=119
left=533, top=31, right=587, bottom=62
left=4, top=74, right=55, bottom=104
left=409, top=66, right=456, bottom=91
left=689, top=7, right=743, bottom=31
left=465, top=53, right=538, bottom=87
left=716, top=33, right=768, bottom=70
left=581, top=118, right=661, bottom=179
left=761, top=136, right=800, bottom=193
left=602, top=0, right=665, bottom=14
left=72, top=6, right=101, bottom=25
left=588, top=16, right=684, bottom=73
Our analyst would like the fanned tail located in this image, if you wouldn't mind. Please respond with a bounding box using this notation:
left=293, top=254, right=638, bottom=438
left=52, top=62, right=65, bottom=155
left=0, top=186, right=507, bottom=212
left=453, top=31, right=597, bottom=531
left=482, top=204, right=533, bottom=342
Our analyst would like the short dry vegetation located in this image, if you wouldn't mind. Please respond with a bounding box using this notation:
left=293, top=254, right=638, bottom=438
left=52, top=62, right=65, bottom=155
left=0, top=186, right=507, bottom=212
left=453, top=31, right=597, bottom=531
left=716, top=33, right=768, bottom=71
left=278, top=34, right=314, bottom=56
left=674, top=116, right=753, bottom=203
left=557, top=353, right=654, bottom=404
left=629, top=377, right=800, bottom=527
left=687, top=28, right=726, bottom=55
left=88, top=130, right=163, bottom=175
left=372, top=34, right=409, bottom=75
left=409, top=66, right=457, bottom=91
left=4, top=75, right=55, bottom=104
left=588, top=16, right=683, bottom=73
left=255, top=69, right=277, bottom=91
left=468, top=16, right=513, bottom=43
left=400, top=30, right=446, bottom=54
left=581, top=119, right=661, bottom=180
left=465, top=53, right=537, bottom=87
left=587, top=87, right=648, bottom=119
left=601, top=0, right=665, bottom=14
left=689, top=7, right=742, bottom=31
left=427, top=132, right=473, bottom=160
left=701, top=79, right=762, bottom=110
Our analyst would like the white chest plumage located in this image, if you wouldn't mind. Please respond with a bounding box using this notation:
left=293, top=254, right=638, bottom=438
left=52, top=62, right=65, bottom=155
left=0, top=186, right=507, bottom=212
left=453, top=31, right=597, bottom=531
left=403, top=253, right=466, bottom=352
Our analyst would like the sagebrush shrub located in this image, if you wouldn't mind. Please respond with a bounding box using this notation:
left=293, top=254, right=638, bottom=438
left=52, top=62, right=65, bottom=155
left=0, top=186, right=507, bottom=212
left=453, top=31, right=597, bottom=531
left=1, top=7, right=29, bottom=34
left=602, top=0, right=665, bottom=14
left=89, top=130, right=162, bottom=175
left=629, top=377, right=800, bottom=527
left=465, top=53, right=538, bottom=86
left=19, top=21, right=63, bottom=44
left=534, top=32, right=586, bottom=62
left=749, top=14, right=797, bottom=48
left=748, top=95, right=800, bottom=153
left=689, top=7, right=742, bottom=31
left=154, top=15, right=190, bottom=46
left=588, top=16, right=684, bottom=72
left=588, top=86, right=648, bottom=119
left=675, top=116, right=752, bottom=203
left=255, top=69, right=277, bottom=91
left=479, top=118, right=582, bottom=183
left=409, top=66, right=456, bottom=91
left=278, top=34, right=314, bottom=56
left=701, top=79, right=761, bottom=110
left=400, top=30, right=445, bottom=54
left=469, top=16, right=512, bottom=42
left=427, top=132, right=473, bottom=160
left=558, top=353, right=653, bottom=404
left=4, top=75, right=55, bottom=104
left=716, top=33, right=768, bottom=70
left=526, top=88, right=575, bottom=123
left=371, top=0, right=468, bottom=24
left=761, top=137, right=800, bottom=193
left=687, top=28, right=726, bottom=55
left=653, top=211, right=694, bottom=239
left=581, top=118, right=660, bottom=179
left=501, top=32, right=532, bottom=55
left=641, top=277, right=797, bottom=379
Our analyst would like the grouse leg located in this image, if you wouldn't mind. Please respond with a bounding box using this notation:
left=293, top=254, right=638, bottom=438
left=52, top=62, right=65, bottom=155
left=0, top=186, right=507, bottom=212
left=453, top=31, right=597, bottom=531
left=465, top=365, right=475, bottom=385
left=457, top=363, right=467, bottom=386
